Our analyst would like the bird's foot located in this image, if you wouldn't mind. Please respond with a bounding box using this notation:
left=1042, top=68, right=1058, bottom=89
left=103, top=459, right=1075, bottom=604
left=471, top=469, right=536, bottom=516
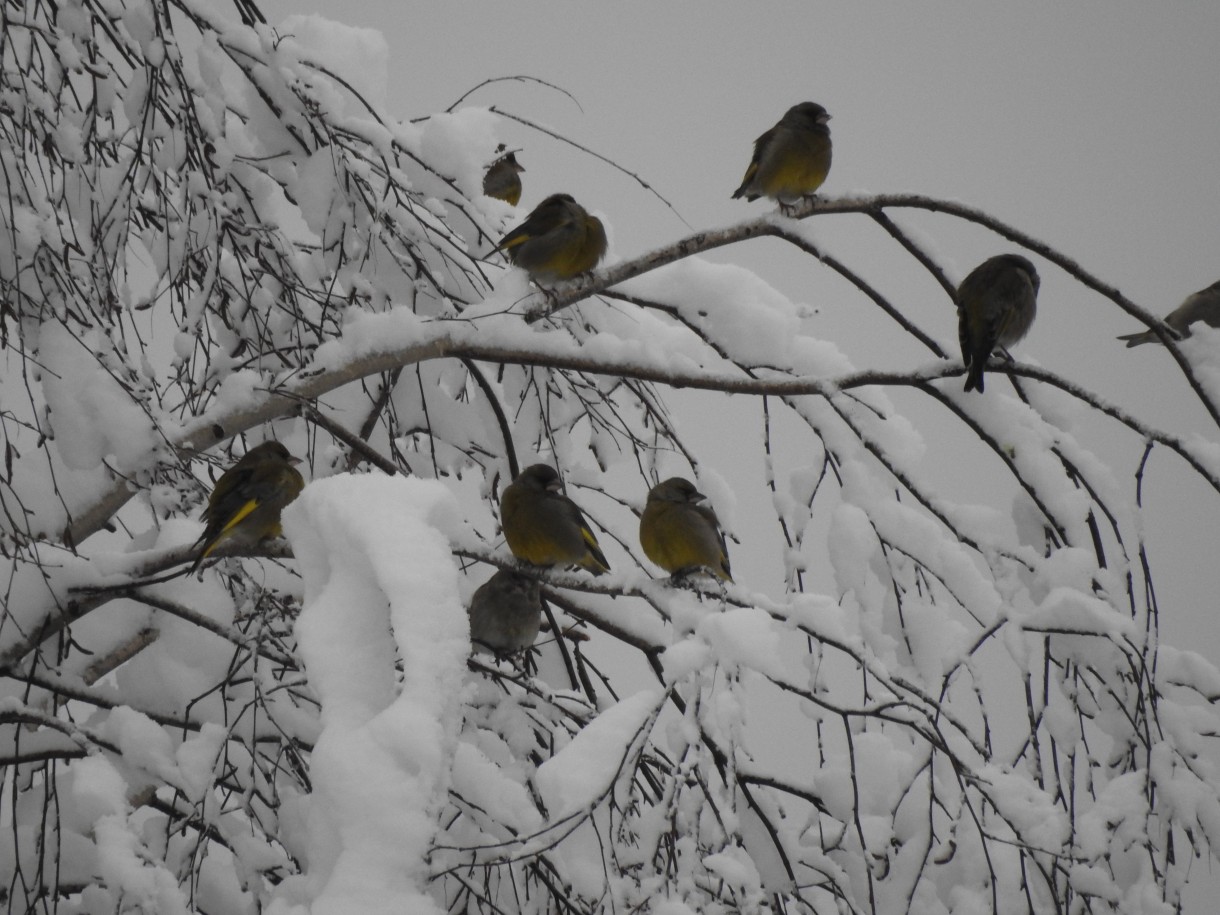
left=667, top=566, right=726, bottom=593
left=779, top=194, right=822, bottom=218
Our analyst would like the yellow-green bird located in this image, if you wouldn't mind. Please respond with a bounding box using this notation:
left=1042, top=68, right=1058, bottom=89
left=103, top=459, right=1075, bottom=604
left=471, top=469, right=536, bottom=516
left=639, top=477, right=732, bottom=582
left=483, top=151, right=524, bottom=206
left=500, top=464, right=610, bottom=575
left=190, top=441, right=304, bottom=573
left=495, top=193, right=607, bottom=283
left=732, top=101, right=832, bottom=206
left=1118, top=279, right=1220, bottom=347
left=957, top=254, right=1040, bottom=393
left=467, top=569, right=543, bottom=656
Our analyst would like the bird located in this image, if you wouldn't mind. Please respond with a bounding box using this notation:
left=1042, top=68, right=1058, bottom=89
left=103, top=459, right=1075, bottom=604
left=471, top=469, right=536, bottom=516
left=639, top=477, right=733, bottom=582
left=467, top=569, right=543, bottom=656
left=1117, top=279, right=1220, bottom=347
left=190, top=441, right=304, bottom=573
left=732, top=102, right=833, bottom=208
left=499, top=464, right=610, bottom=574
left=957, top=254, right=1040, bottom=393
left=494, top=193, right=607, bottom=283
left=482, top=150, right=524, bottom=206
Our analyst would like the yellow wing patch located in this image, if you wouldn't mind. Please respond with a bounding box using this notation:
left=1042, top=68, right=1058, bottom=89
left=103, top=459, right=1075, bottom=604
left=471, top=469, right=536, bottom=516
left=579, top=525, right=611, bottom=574
left=202, top=499, right=259, bottom=557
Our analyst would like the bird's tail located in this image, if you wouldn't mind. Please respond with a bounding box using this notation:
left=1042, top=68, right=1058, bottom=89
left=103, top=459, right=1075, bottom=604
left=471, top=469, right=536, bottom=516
left=188, top=542, right=211, bottom=575
left=579, top=528, right=611, bottom=576
left=1116, top=331, right=1154, bottom=348
left=963, top=364, right=986, bottom=393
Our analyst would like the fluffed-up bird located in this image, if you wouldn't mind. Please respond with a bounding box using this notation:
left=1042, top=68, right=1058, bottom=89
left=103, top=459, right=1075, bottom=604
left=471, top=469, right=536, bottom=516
left=639, top=477, right=733, bottom=582
left=732, top=101, right=832, bottom=207
left=467, top=569, right=543, bottom=656
left=957, top=254, right=1040, bottom=393
left=500, top=463, right=610, bottom=574
left=483, top=150, right=524, bottom=206
left=495, top=193, right=607, bottom=283
left=1117, top=279, right=1220, bottom=347
left=191, top=441, right=304, bottom=572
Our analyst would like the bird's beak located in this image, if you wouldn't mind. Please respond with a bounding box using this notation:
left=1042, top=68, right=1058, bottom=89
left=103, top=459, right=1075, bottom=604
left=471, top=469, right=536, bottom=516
left=545, top=479, right=562, bottom=493
left=288, top=457, right=302, bottom=466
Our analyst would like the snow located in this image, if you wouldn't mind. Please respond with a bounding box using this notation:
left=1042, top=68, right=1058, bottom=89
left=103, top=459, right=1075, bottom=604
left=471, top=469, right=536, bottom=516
left=289, top=149, right=355, bottom=249
left=535, top=688, right=665, bottom=817
left=449, top=740, right=543, bottom=834
left=41, top=321, right=158, bottom=472
left=660, top=637, right=713, bottom=683
left=418, top=108, right=505, bottom=203
left=650, top=900, right=702, bottom=915
left=173, top=722, right=228, bottom=798
left=702, top=845, right=764, bottom=903
left=274, top=473, right=465, bottom=914
left=976, top=764, right=1069, bottom=850
left=276, top=15, right=389, bottom=112
left=699, top=606, right=787, bottom=679
left=181, top=370, right=266, bottom=444
left=1160, top=645, right=1220, bottom=697
left=1023, top=586, right=1136, bottom=638
left=827, top=501, right=884, bottom=607
left=100, top=706, right=180, bottom=785
left=94, top=815, right=193, bottom=915
left=67, top=755, right=129, bottom=825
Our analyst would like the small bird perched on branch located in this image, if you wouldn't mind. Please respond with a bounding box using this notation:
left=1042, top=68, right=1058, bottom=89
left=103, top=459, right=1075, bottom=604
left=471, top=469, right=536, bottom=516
left=467, top=568, right=543, bottom=656
left=190, top=441, right=304, bottom=573
left=482, top=150, right=524, bottom=206
left=499, top=464, right=610, bottom=574
left=639, top=477, right=733, bottom=582
left=732, top=101, right=833, bottom=209
left=495, top=193, right=607, bottom=283
left=1117, top=279, right=1220, bottom=347
left=957, top=254, right=1040, bottom=393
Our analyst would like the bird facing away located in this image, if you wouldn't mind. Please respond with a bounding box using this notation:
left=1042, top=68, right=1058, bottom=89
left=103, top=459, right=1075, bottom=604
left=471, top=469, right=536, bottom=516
left=732, top=101, right=833, bottom=206
left=500, top=464, right=610, bottom=574
left=191, top=441, right=304, bottom=572
left=639, top=477, right=733, bottom=582
left=495, top=193, right=607, bottom=283
left=482, top=151, right=524, bottom=206
left=467, top=569, right=543, bottom=656
left=957, top=254, right=1040, bottom=393
left=1117, top=279, right=1220, bottom=347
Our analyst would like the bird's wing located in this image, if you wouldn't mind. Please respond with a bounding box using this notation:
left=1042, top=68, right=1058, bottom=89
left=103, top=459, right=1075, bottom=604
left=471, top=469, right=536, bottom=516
left=556, top=494, right=610, bottom=573
left=694, top=503, right=732, bottom=576
left=732, top=126, right=778, bottom=197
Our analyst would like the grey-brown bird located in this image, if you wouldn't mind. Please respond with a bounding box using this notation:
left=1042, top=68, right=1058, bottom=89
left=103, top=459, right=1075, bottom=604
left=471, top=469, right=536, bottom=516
left=732, top=102, right=833, bottom=207
left=495, top=193, right=607, bottom=283
left=957, top=254, right=1040, bottom=393
left=639, top=477, right=732, bottom=582
left=1117, top=279, right=1220, bottom=347
left=483, top=151, right=524, bottom=206
left=500, top=464, right=610, bottom=574
left=190, top=441, right=304, bottom=572
left=467, top=569, right=542, bottom=656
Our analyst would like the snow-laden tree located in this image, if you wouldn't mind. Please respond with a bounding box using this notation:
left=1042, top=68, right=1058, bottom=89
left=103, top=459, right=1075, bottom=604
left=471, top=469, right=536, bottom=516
left=3, top=2, right=1219, bottom=913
